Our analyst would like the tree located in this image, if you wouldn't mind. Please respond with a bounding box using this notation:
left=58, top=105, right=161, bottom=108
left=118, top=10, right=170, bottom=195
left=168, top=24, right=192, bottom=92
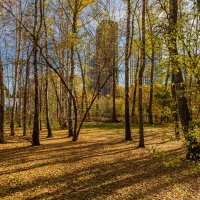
left=23, top=46, right=31, bottom=136
left=68, top=0, right=79, bottom=139
left=138, top=0, right=146, bottom=147
left=10, top=0, right=23, bottom=136
left=197, top=0, right=200, bottom=13
left=168, top=0, right=200, bottom=160
left=131, top=49, right=139, bottom=123
left=43, top=0, right=52, bottom=138
left=171, top=74, right=180, bottom=138
left=124, top=0, right=132, bottom=141
left=0, top=54, right=5, bottom=143
left=146, top=2, right=155, bottom=125
left=32, top=0, right=41, bottom=146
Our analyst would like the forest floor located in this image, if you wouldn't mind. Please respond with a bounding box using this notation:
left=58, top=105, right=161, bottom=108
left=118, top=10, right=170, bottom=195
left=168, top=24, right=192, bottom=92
left=0, top=124, right=200, bottom=200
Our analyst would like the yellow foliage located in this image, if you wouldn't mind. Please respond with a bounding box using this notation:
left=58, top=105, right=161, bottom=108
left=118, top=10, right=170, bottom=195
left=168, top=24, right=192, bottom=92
left=81, top=0, right=94, bottom=7
left=61, top=32, right=79, bottom=48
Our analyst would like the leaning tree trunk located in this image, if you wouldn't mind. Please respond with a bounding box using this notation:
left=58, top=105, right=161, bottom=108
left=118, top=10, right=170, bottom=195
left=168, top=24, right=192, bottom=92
left=0, top=55, right=5, bottom=143
left=124, top=0, right=132, bottom=141
left=169, top=0, right=200, bottom=160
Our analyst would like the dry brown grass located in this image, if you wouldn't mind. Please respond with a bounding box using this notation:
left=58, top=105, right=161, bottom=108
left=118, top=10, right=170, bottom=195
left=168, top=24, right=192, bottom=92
left=0, top=125, right=200, bottom=200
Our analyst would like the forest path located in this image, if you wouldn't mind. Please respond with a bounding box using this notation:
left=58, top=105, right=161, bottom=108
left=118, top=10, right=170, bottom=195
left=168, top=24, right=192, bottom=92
left=0, top=126, right=200, bottom=200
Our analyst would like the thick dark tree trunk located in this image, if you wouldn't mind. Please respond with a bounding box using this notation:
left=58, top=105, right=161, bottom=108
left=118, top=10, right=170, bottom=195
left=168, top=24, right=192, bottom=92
left=146, top=3, right=154, bottom=125
left=69, top=0, right=78, bottom=141
left=32, top=44, right=40, bottom=145
left=43, top=3, right=52, bottom=138
left=32, top=0, right=40, bottom=146
left=138, top=0, right=146, bottom=147
left=169, top=0, right=200, bottom=160
left=124, top=0, right=132, bottom=141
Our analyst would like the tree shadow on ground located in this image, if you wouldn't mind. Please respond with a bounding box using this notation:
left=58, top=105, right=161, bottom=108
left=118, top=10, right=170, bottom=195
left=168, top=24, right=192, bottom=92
left=0, top=127, right=199, bottom=200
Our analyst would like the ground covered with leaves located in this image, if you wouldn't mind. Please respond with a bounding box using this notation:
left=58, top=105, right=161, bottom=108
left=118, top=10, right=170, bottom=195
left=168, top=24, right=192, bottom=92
left=0, top=124, right=200, bottom=200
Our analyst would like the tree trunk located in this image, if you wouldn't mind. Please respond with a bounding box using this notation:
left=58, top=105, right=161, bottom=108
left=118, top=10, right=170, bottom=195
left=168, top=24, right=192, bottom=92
left=124, top=0, right=132, bottom=141
left=138, top=0, right=146, bottom=147
left=112, top=57, right=117, bottom=122
left=17, top=70, right=22, bottom=127
left=77, top=49, right=89, bottom=118
left=169, top=0, right=200, bottom=160
left=0, top=55, right=5, bottom=143
left=132, top=52, right=139, bottom=123
left=45, top=65, right=52, bottom=138
left=32, top=0, right=40, bottom=146
left=197, top=0, right=200, bottom=13
left=146, top=3, right=154, bottom=125
left=39, top=75, right=42, bottom=131
left=148, top=46, right=154, bottom=125
left=171, top=74, right=180, bottom=138
left=43, top=1, right=52, bottom=138
left=10, top=0, right=23, bottom=136
left=23, top=49, right=30, bottom=136
left=10, top=63, right=17, bottom=136
left=69, top=0, right=78, bottom=141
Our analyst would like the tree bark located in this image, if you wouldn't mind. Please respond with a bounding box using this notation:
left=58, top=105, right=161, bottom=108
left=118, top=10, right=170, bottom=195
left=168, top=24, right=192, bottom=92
left=148, top=47, right=154, bottom=125
left=169, top=0, right=200, bottom=160
left=0, top=54, right=5, bottom=143
left=132, top=51, right=139, bottom=123
left=138, top=0, right=146, bottom=147
left=146, top=3, right=154, bottom=125
left=43, top=1, right=52, bottom=138
left=112, top=56, right=117, bottom=122
left=10, top=11, right=22, bottom=136
left=124, top=0, right=132, bottom=141
left=69, top=0, right=78, bottom=141
left=17, top=69, right=22, bottom=127
left=23, top=49, right=30, bottom=136
left=171, top=74, right=180, bottom=138
left=32, top=0, right=40, bottom=146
